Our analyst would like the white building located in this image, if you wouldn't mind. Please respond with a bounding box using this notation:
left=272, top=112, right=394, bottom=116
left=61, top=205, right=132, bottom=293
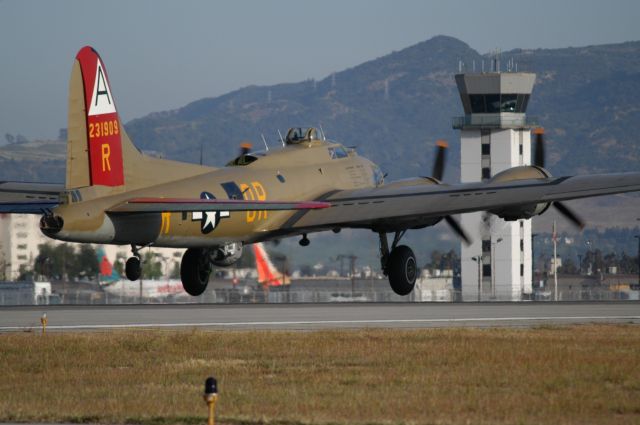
left=454, top=72, right=536, bottom=301
left=0, top=214, right=48, bottom=279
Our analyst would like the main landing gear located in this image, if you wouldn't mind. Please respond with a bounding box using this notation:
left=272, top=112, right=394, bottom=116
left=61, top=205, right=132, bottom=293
left=379, top=231, right=417, bottom=296
left=124, top=245, right=212, bottom=296
left=125, top=245, right=142, bottom=281
left=180, top=248, right=212, bottom=296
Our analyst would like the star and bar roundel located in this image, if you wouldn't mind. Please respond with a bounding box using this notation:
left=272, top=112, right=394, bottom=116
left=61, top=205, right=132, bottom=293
left=191, top=192, right=230, bottom=234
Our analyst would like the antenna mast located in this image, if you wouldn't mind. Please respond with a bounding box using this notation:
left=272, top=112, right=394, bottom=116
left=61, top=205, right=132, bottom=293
left=277, top=129, right=285, bottom=147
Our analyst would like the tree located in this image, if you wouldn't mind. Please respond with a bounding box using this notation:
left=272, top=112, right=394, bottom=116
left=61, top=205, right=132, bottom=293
left=558, top=258, right=578, bottom=274
left=34, top=243, right=60, bottom=279
left=114, top=252, right=126, bottom=276
left=75, top=245, right=99, bottom=280
left=141, top=251, right=163, bottom=279
left=170, top=262, right=180, bottom=279
left=427, top=250, right=443, bottom=270
left=17, top=264, right=32, bottom=281
left=34, top=243, right=98, bottom=281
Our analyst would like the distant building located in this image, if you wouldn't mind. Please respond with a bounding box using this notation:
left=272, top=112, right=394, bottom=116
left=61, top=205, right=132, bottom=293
left=0, top=214, right=48, bottom=279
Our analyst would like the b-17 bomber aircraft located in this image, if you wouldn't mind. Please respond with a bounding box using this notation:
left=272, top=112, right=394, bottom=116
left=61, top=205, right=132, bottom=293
left=3, top=46, right=640, bottom=297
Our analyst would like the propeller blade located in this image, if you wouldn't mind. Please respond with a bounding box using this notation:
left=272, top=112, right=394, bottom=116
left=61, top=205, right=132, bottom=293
left=553, top=201, right=585, bottom=230
left=533, top=128, right=545, bottom=168
left=444, top=215, right=472, bottom=245
left=431, top=140, right=448, bottom=181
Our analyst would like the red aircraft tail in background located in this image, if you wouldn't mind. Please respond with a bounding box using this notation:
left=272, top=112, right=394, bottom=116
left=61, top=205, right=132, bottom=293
left=252, top=243, right=290, bottom=287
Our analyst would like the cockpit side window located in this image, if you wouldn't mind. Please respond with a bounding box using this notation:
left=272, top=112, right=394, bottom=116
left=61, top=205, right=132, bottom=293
left=328, top=146, right=348, bottom=159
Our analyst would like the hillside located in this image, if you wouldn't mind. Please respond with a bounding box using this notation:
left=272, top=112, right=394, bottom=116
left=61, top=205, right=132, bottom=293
left=124, top=36, right=640, bottom=181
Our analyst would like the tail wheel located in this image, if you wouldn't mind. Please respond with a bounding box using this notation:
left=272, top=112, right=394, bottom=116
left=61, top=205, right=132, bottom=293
left=125, top=257, right=141, bottom=281
left=387, top=245, right=417, bottom=296
left=180, top=248, right=211, bottom=296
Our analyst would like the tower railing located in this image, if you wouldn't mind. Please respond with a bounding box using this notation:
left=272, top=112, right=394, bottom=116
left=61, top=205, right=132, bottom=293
left=452, top=115, right=539, bottom=130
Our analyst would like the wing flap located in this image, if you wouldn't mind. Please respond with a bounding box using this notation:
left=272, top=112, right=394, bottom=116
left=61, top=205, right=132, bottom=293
left=107, top=197, right=331, bottom=213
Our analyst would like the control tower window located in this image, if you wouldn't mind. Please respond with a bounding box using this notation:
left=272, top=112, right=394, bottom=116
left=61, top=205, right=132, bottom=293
left=517, top=94, right=530, bottom=113
left=470, top=95, right=486, bottom=113
left=485, top=94, right=501, bottom=113
left=500, top=94, right=517, bottom=112
left=468, top=94, right=529, bottom=113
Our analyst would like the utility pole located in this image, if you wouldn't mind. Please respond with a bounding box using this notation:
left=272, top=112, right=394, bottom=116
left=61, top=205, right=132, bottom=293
left=634, top=235, right=640, bottom=290
left=553, top=221, right=558, bottom=301
left=532, top=233, right=538, bottom=288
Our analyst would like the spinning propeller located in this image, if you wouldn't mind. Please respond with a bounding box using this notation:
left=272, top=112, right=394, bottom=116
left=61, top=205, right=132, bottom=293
left=532, top=128, right=585, bottom=229
left=431, top=140, right=472, bottom=245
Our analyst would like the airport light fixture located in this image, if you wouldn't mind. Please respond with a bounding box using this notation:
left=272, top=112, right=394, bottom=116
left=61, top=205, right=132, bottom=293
left=203, top=376, right=218, bottom=425
left=471, top=256, right=482, bottom=301
left=491, top=238, right=503, bottom=299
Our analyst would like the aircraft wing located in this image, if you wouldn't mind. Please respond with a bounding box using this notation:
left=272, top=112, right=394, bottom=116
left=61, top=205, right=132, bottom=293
left=0, top=182, right=63, bottom=213
left=107, top=197, right=331, bottom=213
left=285, top=172, right=640, bottom=232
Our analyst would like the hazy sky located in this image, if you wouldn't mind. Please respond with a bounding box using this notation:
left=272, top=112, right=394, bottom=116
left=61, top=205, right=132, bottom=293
left=1, top=0, right=639, bottom=140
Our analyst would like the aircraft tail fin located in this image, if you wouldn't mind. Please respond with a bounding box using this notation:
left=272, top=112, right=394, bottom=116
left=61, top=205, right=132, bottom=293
left=97, top=247, right=120, bottom=285
left=66, top=46, right=210, bottom=197
left=252, top=243, right=290, bottom=287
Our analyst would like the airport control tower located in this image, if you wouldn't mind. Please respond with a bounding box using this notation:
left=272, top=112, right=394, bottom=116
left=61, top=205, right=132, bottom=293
left=453, top=72, right=537, bottom=301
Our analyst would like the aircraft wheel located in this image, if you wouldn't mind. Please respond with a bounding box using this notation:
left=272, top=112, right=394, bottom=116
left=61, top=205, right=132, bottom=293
left=180, top=248, right=211, bottom=296
left=125, top=257, right=141, bottom=281
left=387, top=245, right=417, bottom=296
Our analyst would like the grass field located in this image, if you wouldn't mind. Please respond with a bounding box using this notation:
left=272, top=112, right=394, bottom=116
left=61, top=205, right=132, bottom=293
left=1, top=325, right=639, bottom=425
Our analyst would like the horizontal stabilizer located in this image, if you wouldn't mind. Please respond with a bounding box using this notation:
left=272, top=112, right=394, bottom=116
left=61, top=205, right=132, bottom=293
left=0, top=182, right=63, bottom=213
left=108, top=197, right=331, bottom=213
left=0, top=202, right=59, bottom=214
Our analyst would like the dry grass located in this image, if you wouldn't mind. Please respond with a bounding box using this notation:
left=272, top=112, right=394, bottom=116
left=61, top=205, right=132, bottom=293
left=1, top=325, right=639, bottom=425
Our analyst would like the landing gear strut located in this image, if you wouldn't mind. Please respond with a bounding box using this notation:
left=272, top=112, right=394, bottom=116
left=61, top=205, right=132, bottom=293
left=125, top=245, right=142, bottom=281
left=180, top=248, right=212, bottom=296
left=379, top=231, right=417, bottom=296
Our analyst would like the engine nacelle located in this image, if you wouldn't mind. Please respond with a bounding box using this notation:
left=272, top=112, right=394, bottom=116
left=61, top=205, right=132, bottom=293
left=211, top=242, right=243, bottom=267
left=488, top=166, right=552, bottom=221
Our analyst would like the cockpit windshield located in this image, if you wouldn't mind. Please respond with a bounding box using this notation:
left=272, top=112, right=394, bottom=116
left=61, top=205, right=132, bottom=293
left=226, top=154, right=261, bottom=167
left=285, top=127, right=322, bottom=144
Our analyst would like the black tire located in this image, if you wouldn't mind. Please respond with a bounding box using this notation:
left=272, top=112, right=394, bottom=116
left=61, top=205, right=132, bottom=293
left=125, top=257, right=141, bottom=281
left=180, top=248, right=211, bottom=296
left=387, top=245, right=417, bottom=296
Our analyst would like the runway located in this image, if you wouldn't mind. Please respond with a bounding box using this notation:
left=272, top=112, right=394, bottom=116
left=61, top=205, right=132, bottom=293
left=0, top=302, right=638, bottom=332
